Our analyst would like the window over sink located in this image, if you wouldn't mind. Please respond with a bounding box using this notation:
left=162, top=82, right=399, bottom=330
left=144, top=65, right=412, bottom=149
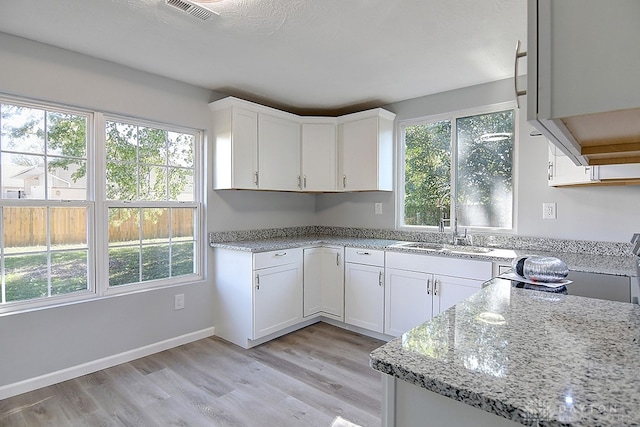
left=398, top=102, right=516, bottom=231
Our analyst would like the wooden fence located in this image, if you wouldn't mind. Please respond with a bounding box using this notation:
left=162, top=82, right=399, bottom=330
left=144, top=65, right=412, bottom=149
left=3, top=207, right=195, bottom=247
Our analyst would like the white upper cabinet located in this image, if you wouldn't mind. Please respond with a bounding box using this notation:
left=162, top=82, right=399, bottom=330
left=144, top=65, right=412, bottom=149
left=211, top=104, right=258, bottom=190
left=258, top=114, right=301, bottom=191
left=210, top=97, right=395, bottom=192
left=301, top=121, right=337, bottom=191
left=548, top=143, right=640, bottom=187
left=338, top=109, right=395, bottom=191
left=526, top=0, right=640, bottom=166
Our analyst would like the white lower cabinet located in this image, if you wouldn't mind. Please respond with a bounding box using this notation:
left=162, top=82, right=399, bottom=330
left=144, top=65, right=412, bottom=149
left=213, top=247, right=303, bottom=348
left=303, top=246, right=344, bottom=321
left=384, top=251, right=492, bottom=337
left=254, top=260, right=303, bottom=339
left=344, top=248, right=385, bottom=333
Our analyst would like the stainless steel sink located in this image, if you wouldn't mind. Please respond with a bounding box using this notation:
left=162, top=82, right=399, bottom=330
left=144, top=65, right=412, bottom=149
left=444, top=245, right=492, bottom=254
left=389, top=241, right=493, bottom=255
left=389, top=242, right=447, bottom=251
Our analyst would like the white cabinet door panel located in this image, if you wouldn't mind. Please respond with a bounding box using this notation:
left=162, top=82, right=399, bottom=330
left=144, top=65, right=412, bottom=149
left=258, top=114, right=301, bottom=191
left=301, top=123, right=337, bottom=191
left=385, top=268, right=432, bottom=337
left=254, top=263, right=303, bottom=339
left=437, top=275, right=483, bottom=314
left=345, top=263, right=384, bottom=333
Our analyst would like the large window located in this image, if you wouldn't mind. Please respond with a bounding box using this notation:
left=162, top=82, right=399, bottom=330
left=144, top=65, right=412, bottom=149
left=399, top=104, right=515, bottom=231
left=104, top=119, right=199, bottom=288
left=0, top=96, right=202, bottom=312
left=1, top=101, right=91, bottom=307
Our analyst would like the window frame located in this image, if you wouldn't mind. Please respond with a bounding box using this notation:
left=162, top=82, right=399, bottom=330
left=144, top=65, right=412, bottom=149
left=396, top=101, right=518, bottom=233
left=97, top=113, right=204, bottom=296
left=0, top=95, right=205, bottom=314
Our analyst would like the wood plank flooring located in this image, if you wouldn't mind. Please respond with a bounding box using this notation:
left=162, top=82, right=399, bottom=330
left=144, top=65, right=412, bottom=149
left=0, top=322, right=385, bottom=427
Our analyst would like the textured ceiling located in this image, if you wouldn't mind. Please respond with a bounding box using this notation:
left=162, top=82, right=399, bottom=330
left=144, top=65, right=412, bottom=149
left=0, top=0, right=527, bottom=115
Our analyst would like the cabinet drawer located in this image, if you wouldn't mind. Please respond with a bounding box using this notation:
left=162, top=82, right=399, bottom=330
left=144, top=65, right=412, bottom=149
left=254, top=247, right=303, bottom=270
left=345, top=247, right=384, bottom=266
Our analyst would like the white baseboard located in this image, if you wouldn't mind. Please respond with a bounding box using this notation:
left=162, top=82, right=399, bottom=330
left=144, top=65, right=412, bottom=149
left=0, top=327, right=215, bottom=400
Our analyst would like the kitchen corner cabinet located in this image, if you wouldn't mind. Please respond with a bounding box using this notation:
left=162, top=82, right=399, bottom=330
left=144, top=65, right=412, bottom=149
left=526, top=0, right=640, bottom=166
left=344, top=248, right=385, bottom=333
left=338, top=109, right=395, bottom=191
left=300, top=122, right=337, bottom=191
left=303, top=246, right=344, bottom=320
left=210, top=97, right=395, bottom=193
left=384, top=252, right=492, bottom=337
left=212, top=247, right=303, bottom=348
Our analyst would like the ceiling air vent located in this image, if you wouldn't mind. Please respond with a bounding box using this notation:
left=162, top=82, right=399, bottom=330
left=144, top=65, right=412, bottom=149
left=165, top=0, right=218, bottom=21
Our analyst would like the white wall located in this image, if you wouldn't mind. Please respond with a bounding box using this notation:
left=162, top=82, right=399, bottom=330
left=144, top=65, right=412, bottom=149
left=317, top=79, right=640, bottom=243
left=0, top=32, right=315, bottom=391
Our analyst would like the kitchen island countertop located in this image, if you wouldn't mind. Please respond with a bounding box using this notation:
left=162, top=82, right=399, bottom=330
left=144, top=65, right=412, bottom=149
left=370, top=278, right=640, bottom=426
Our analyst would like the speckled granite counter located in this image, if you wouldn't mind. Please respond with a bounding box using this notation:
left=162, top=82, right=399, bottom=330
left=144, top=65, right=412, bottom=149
left=209, top=232, right=638, bottom=278
left=370, top=278, right=640, bottom=426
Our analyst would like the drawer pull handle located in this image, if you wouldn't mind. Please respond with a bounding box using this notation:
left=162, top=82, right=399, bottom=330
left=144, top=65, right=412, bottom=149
left=274, top=252, right=287, bottom=257
left=356, top=251, right=371, bottom=255
left=426, top=279, right=431, bottom=295
left=378, top=271, right=383, bottom=287
left=434, top=279, right=439, bottom=296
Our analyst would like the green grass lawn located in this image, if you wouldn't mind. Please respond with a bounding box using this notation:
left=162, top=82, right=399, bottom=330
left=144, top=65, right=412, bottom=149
left=3, top=242, right=195, bottom=302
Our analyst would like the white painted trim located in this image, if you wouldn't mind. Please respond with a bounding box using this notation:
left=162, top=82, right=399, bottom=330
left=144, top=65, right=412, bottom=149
left=0, top=327, right=215, bottom=400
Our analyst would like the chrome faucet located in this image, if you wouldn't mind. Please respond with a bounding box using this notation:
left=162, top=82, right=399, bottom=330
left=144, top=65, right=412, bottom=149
left=438, top=192, right=450, bottom=233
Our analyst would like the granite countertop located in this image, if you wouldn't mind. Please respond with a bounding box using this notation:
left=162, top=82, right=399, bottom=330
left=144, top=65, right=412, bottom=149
left=209, top=235, right=638, bottom=278
left=370, top=278, right=640, bottom=426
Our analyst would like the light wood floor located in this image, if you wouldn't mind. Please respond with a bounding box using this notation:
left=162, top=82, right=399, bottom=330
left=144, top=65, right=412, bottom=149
left=0, top=322, right=385, bottom=426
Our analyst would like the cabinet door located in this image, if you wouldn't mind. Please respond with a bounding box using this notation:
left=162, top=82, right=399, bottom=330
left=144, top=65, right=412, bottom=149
left=385, top=268, right=433, bottom=337
left=304, top=247, right=345, bottom=320
left=212, top=106, right=258, bottom=189
left=340, top=117, right=379, bottom=191
left=301, top=123, right=337, bottom=191
left=258, top=114, right=301, bottom=191
left=548, top=145, right=594, bottom=186
left=321, top=247, right=344, bottom=319
left=435, top=275, right=483, bottom=314
left=254, top=263, right=303, bottom=339
left=303, top=247, right=324, bottom=317
left=344, top=262, right=384, bottom=333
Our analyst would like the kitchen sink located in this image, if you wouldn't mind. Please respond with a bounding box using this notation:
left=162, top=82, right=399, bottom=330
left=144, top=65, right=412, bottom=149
left=444, top=245, right=492, bottom=254
left=390, top=242, right=447, bottom=252
left=389, top=241, right=493, bottom=255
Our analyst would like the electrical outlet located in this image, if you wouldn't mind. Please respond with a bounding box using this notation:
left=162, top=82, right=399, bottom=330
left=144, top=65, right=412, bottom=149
left=374, top=202, right=383, bottom=215
left=542, top=202, right=557, bottom=219
left=174, top=294, right=185, bottom=310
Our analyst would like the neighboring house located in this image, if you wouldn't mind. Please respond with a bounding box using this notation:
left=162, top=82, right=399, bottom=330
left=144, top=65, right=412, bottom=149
left=2, top=164, right=86, bottom=200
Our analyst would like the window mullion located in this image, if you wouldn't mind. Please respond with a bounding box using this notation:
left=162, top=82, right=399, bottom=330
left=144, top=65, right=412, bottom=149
left=451, top=117, right=458, bottom=231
